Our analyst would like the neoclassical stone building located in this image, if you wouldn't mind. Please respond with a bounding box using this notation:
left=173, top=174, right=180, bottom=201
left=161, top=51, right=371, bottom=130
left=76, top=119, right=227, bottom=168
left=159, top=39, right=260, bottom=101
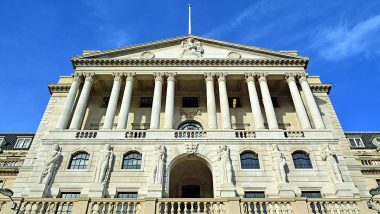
left=3, top=35, right=379, bottom=213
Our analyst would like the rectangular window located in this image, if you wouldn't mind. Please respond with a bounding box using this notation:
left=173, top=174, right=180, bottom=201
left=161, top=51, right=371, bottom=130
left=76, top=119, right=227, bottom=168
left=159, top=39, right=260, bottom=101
left=14, top=138, right=32, bottom=149
left=101, top=97, right=110, bottom=108
left=271, top=97, right=279, bottom=107
left=244, top=191, right=265, bottom=198
left=182, top=97, right=199, bottom=108
left=228, top=97, right=241, bottom=108
left=301, top=191, right=322, bottom=198
left=58, top=192, right=80, bottom=214
left=116, top=192, right=138, bottom=198
left=139, top=97, right=153, bottom=108
left=376, top=179, right=380, bottom=187
left=349, top=138, right=364, bottom=148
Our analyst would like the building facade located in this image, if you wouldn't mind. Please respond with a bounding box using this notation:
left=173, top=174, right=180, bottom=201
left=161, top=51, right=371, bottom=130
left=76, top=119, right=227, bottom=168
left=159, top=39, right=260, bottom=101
left=1, top=35, right=379, bottom=213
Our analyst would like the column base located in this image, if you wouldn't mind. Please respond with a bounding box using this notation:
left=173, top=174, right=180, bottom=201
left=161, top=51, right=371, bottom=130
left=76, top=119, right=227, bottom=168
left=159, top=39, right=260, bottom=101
left=220, top=183, right=236, bottom=197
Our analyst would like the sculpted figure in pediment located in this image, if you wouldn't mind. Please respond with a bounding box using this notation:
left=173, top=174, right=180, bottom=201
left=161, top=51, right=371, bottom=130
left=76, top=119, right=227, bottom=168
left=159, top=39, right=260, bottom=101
left=179, top=38, right=204, bottom=58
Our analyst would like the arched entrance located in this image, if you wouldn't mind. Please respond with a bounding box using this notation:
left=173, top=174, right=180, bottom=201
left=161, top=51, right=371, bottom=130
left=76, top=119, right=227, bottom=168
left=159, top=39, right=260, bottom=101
left=169, top=155, right=213, bottom=198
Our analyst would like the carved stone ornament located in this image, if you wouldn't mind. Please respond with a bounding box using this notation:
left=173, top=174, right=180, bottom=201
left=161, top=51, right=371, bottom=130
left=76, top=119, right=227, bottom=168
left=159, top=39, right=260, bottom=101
left=227, top=51, right=241, bottom=59
left=185, top=142, right=199, bottom=155
left=179, top=38, right=204, bottom=58
left=179, top=108, right=202, bottom=120
left=141, top=51, right=155, bottom=59
left=39, top=144, right=62, bottom=186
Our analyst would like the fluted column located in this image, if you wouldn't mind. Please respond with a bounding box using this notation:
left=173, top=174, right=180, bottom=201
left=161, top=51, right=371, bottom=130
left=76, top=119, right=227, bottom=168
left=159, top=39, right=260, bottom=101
left=103, top=73, right=123, bottom=129
left=204, top=73, right=217, bottom=129
left=298, top=73, right=325, bottom=129
left=245, top=73, right=265, bottom=129
left=117, top=72, right=136, bottom=130
left=285, top=73, right=312, bottom=129
left=150, top=73, right=164, bottom=129
left=164, top=73, right=176, bottom=129
left=56, top=73, right=83, bottom=129
left=217, top=73, right=232, bottom=129
left=258, top=73, right=278, bottom=129
left=69, top=73, right=95, bottom=130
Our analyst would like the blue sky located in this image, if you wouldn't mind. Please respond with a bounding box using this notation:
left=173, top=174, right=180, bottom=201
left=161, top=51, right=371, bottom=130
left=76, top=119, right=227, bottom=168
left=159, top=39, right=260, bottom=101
left=0, top=0, right=379, bottom=131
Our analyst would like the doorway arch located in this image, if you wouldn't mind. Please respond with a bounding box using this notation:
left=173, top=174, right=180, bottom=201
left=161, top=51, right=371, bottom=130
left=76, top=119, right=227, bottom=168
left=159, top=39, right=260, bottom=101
left=169, top=155, right=213, bottom=198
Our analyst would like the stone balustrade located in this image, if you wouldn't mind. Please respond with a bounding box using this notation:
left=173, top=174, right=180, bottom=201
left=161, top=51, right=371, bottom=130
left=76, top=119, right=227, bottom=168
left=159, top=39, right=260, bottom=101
left=360, top=159, right=380, bottom=166
left=0, top=197, right=374, bottom=214
left=45, top=129, right=334, bottom=142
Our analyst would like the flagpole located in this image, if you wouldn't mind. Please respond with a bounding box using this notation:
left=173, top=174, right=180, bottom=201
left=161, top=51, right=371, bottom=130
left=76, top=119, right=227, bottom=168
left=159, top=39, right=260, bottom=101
left=188, top=4, right=192, bottom=34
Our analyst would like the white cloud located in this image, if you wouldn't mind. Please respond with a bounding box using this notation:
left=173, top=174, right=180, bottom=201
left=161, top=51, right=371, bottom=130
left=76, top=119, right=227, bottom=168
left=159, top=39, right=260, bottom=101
left=310, top=14, right=380, bottom=60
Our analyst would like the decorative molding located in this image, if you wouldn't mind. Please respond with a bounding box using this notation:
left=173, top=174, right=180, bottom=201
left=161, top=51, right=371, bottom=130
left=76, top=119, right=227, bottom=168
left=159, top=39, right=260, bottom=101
left=48, top=84, right=71, bottom=94
left=179, top=108, right=202, bottom=120
left=185, top=142, right=199, bottom=155
left=71, top=58, right=308, bottom=68
left=309, top=83, right=332, bottom=94
left=140, top=51, right=155, bottom=59
left=179, top=38, right=204, bottom=58
left=227, top=51, right=241, bottom=59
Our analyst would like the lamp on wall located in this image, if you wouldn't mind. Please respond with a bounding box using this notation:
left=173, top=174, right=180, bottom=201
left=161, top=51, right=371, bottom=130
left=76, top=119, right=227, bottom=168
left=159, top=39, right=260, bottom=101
left=0, top=188, right=16, bottom=209
left=367, top=186, right=380, bottom=211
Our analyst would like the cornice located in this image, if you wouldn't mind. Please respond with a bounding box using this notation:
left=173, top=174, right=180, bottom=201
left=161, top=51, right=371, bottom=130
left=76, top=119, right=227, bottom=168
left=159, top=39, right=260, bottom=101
left=71, top=58, right=308, bottom=69
left=309, top=83, right=332, bottom=94
left=48, top=84, right=71, bottom=95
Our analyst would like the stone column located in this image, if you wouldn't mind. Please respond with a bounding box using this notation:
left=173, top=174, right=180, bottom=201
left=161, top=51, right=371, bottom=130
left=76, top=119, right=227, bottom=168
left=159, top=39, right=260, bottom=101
left=103, top=73, right=123, bottom=129
left=56, top=73, right=82, bottom=129
left=164, top=73, right=176, bottom=129
left=116, top=72, right=136, bottom=130
left=69, top=73, right=95, bottom=130
left=245, top=73, right=265, bottom=129
left=204, top=73, right=218, bottom=129
left=298, top=73, right=326, bottom=129
left=150, top=73, right=164, bottom=129
left=258, top=73, right=279, bottom=129
left=285, top=73, right=312, bottom=129
left=217, top=73, right=232, bottom=129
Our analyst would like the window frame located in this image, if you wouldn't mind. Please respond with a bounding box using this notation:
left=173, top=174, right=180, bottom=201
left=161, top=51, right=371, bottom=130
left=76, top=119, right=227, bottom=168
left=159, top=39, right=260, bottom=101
left=244, top=191, right=265, bottom=198
left=292, top=151, right=313, bottom=169
left=348, top=138, right=365, bottom=148
left=240, top=151, right=260, bottom=169
left=115, top=192, right=138, bottom=198
left=182, top=97, right=199, bottom=108
left=68, top=152, right=90, bottom=170
left=122, top=151, right=143, bottom=170
left=301, top=191, right=322, bottom=198
left=139, top=97, right=153, bottom=108
left=14, top=138, right=32, bottom=149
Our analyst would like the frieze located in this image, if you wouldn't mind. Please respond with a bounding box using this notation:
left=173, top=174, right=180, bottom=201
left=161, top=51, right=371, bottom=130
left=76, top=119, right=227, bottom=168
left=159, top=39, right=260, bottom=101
left=48, top=84, right=71, bottom=94
left=309, top=83, right=332, bottom=94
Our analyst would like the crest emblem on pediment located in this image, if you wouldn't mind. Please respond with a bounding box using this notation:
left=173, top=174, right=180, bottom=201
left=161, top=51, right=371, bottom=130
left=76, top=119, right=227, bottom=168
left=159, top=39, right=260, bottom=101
left=185, top=142, right=199, bottom=155
left=179, top=38, right=204, bottom=58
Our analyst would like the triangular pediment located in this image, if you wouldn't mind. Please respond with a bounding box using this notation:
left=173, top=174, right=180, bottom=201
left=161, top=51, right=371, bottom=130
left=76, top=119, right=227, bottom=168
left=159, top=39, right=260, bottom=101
left=73, top=35, right=307, bottom=61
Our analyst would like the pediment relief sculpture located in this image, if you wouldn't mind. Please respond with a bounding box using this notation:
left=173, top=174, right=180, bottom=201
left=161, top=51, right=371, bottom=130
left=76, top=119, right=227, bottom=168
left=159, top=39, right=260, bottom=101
left=179, top=38, right=204, bottom=58
left=227, top=51, right=241, bottom=59
left=140, top=51, right=155, bottom=59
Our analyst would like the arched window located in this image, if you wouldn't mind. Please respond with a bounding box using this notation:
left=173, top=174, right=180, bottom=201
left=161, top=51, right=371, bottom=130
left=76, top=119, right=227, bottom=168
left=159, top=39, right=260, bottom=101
left=68, top=152, right=90, bottom=169
left=122, top=152, right=142, bottom=169
left=177, top=121, right=203, bottom=130
left=292, top=151, right=312, bottom=169
left=240, top=151, right=260, bottom=169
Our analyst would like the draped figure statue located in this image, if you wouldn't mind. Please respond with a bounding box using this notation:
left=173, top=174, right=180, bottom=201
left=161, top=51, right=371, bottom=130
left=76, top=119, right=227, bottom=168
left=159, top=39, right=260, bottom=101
left=39, top=144, right=62, bottom=185
left=321, top=144, right=343, bottom=184
left=94, top=144, right=114, bottom=184
left=272, top=145, right=287, bottom=183
left=151, top=145, right=166, bottom=184
left=218, top=145, right=233, bottom=184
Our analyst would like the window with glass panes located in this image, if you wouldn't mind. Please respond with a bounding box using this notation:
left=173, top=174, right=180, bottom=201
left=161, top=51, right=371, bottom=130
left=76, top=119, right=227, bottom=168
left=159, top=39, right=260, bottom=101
left=377, top=179, right=380, bottom=187
left=240, top=152, right=260, bottom=169
left=301, top=191, right=322, bottom=198
left=122, top=152, right=142, bottom=169
left=348, top=138, right=364, bottom=148
left=58, top=192, right=80, bottom=214
left=292, top=151, right=312, bottom=169
left=116, top=192, right=138, bottom=198
left=244, top=191, right=265, bottom=198
left=115, top=192, right=138, bottom=214
left=15, top=138, right=32, bottom=149
left=68, top=152, right=90, bottom=169
left=139, top=97, right=153, bottom=108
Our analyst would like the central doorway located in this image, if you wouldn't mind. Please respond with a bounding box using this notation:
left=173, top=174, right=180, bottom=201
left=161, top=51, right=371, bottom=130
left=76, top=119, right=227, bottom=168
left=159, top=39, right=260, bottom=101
left=169, top=156, right=213, bottom=198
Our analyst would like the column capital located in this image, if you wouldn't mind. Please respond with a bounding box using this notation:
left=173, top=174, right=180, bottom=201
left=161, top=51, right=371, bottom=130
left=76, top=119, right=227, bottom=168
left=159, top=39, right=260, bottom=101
left=153, top=72, right=164, bottom=82
left=244, top=72, right=257, bottom=82
left=204, top=72, right=215, bottom=82
left=112, top=72, right=123, bottom=82
left=298, top=72, right=309, bottom=83
left=124, top=72, right=136, bottom=81
left=285, top=73, right=296, bottom=83
left=166, top=72, right=177, bottom=82
left=257, top=73, right=268, bottom=83
left=84, top=73, right=95, bottom=83
left=217, top=73, right=227, bottom=83
left=72, top=73, right=83, bottom=83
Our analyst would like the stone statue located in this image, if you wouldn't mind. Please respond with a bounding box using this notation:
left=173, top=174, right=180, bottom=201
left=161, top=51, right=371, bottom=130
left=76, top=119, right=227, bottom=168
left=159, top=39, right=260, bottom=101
left=39, top=144, right=62, bottom=185
left=151, top=145, right=166, bottom=184
left=94, top=144, right=114, bottom=184
left=321, top=144, right=343, bottom=183
left=218, top=145, right=233, bottom=184
left=179, top=38, right=204, bottom=58
left=272, top=145, right=287, bottom=183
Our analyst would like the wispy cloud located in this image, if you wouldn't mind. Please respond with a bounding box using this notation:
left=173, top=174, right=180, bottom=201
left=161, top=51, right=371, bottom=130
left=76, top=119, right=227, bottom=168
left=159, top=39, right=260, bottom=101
left=310, top=14, right=380, bottom=60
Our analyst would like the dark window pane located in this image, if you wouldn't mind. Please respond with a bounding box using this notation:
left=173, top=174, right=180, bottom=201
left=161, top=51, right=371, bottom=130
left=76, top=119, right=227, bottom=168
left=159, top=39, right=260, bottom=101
left=292, top=152, right=312, bottom=169
left=140, top=97, right=153, bottom=108
left=301, top=191, right=321, bottom=198
left=116, top=192, right=138, bottom=198
left=240, top=152, right=260, bottom=169
left=182, top=97, right=199, bottom=108
left=377, top=179, right=380, bottom=187
left=244, top=191, right=265, bottom=198
left=69, top=152, right=90, bottom=169
left=123, top=152, right=142, bottom=169
left=271, top=97, right=279, bottom=107
left=101, top=97, right=110, bottom=108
